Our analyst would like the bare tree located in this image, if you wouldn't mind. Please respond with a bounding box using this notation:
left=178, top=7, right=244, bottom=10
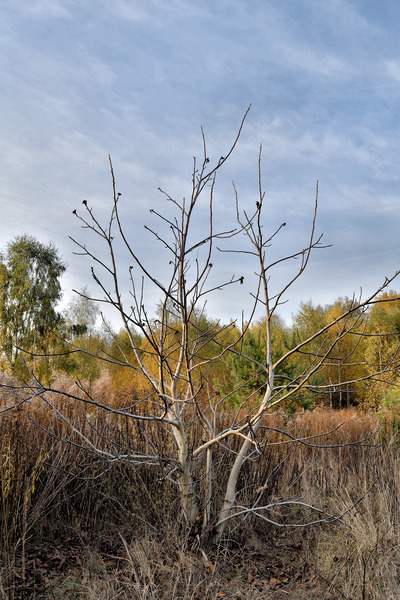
left=5, top=107, right=400, bottom=543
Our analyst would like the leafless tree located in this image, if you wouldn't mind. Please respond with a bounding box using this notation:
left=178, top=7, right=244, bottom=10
left=4, top=107, right=400, bottom=544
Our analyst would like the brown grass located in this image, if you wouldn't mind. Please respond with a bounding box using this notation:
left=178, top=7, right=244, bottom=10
left=1, top=375, right=400, bottom=598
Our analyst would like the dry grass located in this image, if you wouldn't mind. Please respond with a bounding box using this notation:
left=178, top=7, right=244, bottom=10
left=1, top=375, right=400, bottom=599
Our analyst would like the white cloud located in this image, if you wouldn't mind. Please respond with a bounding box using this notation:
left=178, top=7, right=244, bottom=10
left=3, top=0, right=76, bottom=18
left=101, top=0, right=206, bottom=23
left=282, top=45, right=349, bottom=77
left=386, top=59, right=400, bottom=83
left=1, top=0, right=400, bottom=325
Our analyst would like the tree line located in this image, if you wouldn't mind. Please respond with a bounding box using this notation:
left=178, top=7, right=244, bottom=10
left=1, top=234, right=399, bottom=412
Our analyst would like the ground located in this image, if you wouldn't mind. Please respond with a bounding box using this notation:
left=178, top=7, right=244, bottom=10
left=7, top=524, right=338, bottom=599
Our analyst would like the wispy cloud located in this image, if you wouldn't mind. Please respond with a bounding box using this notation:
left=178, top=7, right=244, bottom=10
left=1, top=0, right=400, bottom=324
left=4, top=0, right=76, bottom=18
left=386, top=59, right=400, bottom=82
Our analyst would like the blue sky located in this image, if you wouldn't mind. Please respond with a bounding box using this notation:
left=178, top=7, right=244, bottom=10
left=1, top=0, right=400, bottom=327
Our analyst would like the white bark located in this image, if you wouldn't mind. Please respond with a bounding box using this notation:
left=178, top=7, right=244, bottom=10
left=173, top=423, right=199, bottom=524
left=214, top=378, right=274, bottom=542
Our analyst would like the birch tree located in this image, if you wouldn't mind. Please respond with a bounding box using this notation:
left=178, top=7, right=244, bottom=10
left=0, top=235, right=66, bottom=367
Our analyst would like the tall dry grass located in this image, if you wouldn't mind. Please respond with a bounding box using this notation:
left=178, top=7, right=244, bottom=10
left=1, top=373, right=400, bottom=598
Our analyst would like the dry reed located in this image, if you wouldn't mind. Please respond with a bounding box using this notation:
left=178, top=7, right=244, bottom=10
left=1, top=374, right=400, bottom=598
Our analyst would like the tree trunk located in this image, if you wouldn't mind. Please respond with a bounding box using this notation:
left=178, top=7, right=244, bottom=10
left=174, top=425, right=199, bottom=524
left=213, top=436, right=253, bottom=543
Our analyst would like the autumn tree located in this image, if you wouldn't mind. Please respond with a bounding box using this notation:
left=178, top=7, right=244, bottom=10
left=51, top=287, right=105, bottom=380
left=363, top=290, right=400, bottom=407
left=292, top=298, right=368, bottom=408
left=322, top=297, right=367, bottom=408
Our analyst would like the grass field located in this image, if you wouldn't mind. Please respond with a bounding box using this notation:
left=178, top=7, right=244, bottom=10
left=1, top=376, right=400, bottom=599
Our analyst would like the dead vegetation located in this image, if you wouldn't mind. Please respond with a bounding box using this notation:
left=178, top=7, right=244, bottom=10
left=1, top=374, right=400, bottom=599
